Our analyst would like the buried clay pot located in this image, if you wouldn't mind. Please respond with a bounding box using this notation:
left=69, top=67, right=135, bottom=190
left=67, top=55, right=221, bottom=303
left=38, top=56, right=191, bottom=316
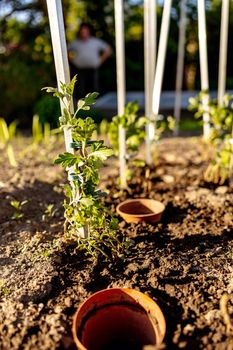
left=116, top=199, right=165, bottom=224
left=72, top=288, right=166, bottom=350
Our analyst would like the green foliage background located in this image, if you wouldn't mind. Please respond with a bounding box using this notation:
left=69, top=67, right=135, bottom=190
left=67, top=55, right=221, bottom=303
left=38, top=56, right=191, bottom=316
left=1, top=0, right=233, bottom=127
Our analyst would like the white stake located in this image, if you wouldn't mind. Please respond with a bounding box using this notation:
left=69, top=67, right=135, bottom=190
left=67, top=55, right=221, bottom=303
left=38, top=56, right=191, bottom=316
left=46, top=1, right=90, bottom=238
left=152, top=0, right=172, bottom=123
left=197, top=0, right=210, bottom=140
left=144, top=0, right=156, bottom=165
left=114, top=0, right=127, bottom=188
left=174, top=0, right=187, bottom=136
left=46, top=0, right=73, bottom=154
left=218, top=0, right=229, bottom=106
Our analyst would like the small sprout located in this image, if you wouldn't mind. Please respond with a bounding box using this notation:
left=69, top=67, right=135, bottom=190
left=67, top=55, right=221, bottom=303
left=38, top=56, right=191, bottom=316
left=42, top=204, right=58, bottom=221
left=10, top=200, right=28, bottom=210
left=10, top=200, right=28, bottom=220
left=0, top=279, right=10, bottom=296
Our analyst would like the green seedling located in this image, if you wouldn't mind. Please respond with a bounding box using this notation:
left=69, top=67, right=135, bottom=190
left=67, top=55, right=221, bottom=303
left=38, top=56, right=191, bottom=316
left=0, top=118, right=17, bottom=167
left=189, top=92, right=233, bottom=184
left=43, top=75, right=129, bottom=259
left=10, top=199, right=28, bottom=220
left=42, top=204, right=57, bottom=221
left=0, top=279, right=10, bottom=296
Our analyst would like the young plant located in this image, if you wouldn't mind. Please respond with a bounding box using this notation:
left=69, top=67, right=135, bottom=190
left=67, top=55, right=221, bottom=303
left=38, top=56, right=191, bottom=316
left=0, top=118, right=17, bottom=167
left=107, top=101, right=147, bottom=180
left=107, top=103, right=174, bottom=180
left=42, top=204, right=57, bottom=221
left=10, top=199, right=28, bottom=220
left=43, top=76, right=128, bottom=259
left=189, top=92, right=233, bottom=185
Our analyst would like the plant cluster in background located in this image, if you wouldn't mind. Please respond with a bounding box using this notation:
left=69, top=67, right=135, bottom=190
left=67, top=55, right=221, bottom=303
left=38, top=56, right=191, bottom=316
left=44, top=76, right=129, bottom=259
left=107, top=101, right=147, bottom=178
left=189, top=92, right=233, bottom=184
left=101, top=103, right=174, bottom=180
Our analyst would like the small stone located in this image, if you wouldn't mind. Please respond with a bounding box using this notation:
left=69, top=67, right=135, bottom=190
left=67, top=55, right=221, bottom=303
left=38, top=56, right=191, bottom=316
left=119, top=221, right=126, bottom=229
left=183, top=324, right=195, bottom=335
left=179, top=341, right=188, bottom=348
left=215, top=186, right=228, bottom=195
left=54, top=305, right=62, bottom=314
left=185, top=191, right=197, bottom=202
left=138, top=242, right=146, bottom=249
left=163, top=154, right=176, bottom=163
left=197, top=188, right=210, bottom=196
left=224, top=213, right=233, bottom=225
left=64, top=297, right=72, bottom=308
left=162, top=174, right=174, bottom=184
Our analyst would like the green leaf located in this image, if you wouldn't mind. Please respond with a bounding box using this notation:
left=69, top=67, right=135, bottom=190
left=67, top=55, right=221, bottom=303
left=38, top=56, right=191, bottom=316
left=8, top=121, right=18, bottom=139
left=54, top=152, right=81, bottom=167
left=63, top=184, right=72, bottom=200
left=133, top=159, right=145, bottom=167
left=41, top=87, right=58, bottom=94
left=10, top=200, right=20, bottom=210
left=88, top=147, right=113, bottom=161
left=69, top=173, right=84, bottom=184
left=94, top=190, right=107, bottom=197
left=79, top=198, right=94, bottom=206
left=0, top=118, right=9, bottom=143
left=84, top=92, right=99, bottom=105
left=77, top=99, right=86, bottom=111
left=7, top=144, right=17, bottom=167
left=60, top=108, right=71, bottom=126
left=136, top=116, right=148, bottom=128
left=65, top=75, right=77, bottom=96
left=77, top=92, right=99, bottom=112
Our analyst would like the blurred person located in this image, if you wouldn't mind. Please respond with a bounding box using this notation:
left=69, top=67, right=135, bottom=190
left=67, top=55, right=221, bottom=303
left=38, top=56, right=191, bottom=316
left=68, top=23, right=112, bottom=97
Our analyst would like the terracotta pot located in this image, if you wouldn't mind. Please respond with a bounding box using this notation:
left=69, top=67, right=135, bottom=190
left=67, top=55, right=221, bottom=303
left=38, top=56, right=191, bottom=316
left=72, top=288, right=166, bottom=350
left=116, top=199, right=165, bottom=223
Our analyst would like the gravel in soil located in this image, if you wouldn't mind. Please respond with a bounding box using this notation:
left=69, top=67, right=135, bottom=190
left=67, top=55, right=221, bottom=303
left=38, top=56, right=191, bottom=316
left=0, top=137, right=233, bottom=350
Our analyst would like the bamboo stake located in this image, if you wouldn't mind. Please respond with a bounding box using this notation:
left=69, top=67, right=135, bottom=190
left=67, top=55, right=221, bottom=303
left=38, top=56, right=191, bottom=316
left=152, top=0, right=172, bottom=125
left=174, top=0, right=187, bottom=136
left=114, top=0, right=127, bottom=188
left=197, top=0, right=210, bottom=140
left=218, top=0, right=229, bottom=106
left=144, top=0, right=156, bottom=165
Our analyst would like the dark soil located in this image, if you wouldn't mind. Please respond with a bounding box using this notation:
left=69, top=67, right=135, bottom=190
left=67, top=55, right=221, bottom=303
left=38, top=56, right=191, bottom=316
left=0, top=137, right=233, bottom=350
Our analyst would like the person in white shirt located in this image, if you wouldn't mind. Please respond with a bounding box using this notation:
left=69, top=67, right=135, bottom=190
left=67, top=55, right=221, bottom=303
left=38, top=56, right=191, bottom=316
left=68, top=23, right=112, bottom=97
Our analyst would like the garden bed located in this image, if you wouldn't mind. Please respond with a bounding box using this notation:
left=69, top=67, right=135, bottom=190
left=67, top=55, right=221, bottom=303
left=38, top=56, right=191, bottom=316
left=0, top=137, right=233, bottom=350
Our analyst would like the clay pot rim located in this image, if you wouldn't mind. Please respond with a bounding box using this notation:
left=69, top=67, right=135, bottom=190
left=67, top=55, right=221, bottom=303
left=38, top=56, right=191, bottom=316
left=72, top=287, right=166, bottom=350
left=116, top=198, right=165, bottom=218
